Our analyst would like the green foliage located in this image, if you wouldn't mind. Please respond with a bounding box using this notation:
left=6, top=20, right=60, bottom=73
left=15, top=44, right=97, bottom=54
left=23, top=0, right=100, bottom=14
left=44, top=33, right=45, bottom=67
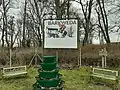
left=91, top=77, right=118, bottom=89
left=0, top=67, right=38, bottom=90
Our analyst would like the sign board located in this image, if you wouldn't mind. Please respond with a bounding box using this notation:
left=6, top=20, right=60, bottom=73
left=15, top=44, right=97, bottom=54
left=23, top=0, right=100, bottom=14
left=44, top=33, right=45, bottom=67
left=44, top=19, right=78, bottom=48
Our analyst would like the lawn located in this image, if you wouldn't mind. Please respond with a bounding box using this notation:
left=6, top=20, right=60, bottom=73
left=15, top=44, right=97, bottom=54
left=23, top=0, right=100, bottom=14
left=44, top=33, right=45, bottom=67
left=0, top=67, right=116, bottom=90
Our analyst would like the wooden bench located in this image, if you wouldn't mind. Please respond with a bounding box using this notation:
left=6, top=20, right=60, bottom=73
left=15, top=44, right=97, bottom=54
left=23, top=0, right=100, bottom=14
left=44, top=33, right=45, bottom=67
left=91, top=68, right=119, bottom=81
left=90, top=68, right=119, bottom=89
left=3, top=66, right=27, bottom=77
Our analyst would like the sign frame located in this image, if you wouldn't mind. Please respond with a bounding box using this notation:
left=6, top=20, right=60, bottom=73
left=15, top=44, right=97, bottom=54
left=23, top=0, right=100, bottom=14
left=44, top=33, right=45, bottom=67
left=43, top=19, right=78, bottom=49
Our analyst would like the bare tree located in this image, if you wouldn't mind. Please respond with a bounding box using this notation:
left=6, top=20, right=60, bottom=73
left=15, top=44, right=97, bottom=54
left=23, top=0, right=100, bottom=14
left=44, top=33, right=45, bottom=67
left=27, top=0, right=44, bottom=47
left=95, top=0, right=110, bottom=43
left=55, top=0, right=71, bottom=19
left=2, top=0, right=11, bottom=47
left=0, top=0, right=2, bottom=6
left=6, top=16, right=20, bottom=49
left=107, top=0, right=120, bottom=41
left=27, top=0, right=56, bottom=47
left=74, top=0, right=93, bottom=45
left=22, top=0, right=27, bottom=48
left=55, top=0, right=62, bottom=19
left=16, top=19, right=22, bottom=47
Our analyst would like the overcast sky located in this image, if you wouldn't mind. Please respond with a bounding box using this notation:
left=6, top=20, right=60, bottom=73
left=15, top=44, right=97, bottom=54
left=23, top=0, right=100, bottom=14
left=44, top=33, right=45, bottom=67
left=1, top=0, right=120, bottom=44
left=72, top=1, right=120, bottom=44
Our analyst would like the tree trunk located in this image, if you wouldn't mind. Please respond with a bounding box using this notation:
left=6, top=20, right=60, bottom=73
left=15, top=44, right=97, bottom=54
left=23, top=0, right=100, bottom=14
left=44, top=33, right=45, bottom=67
left=83, top=31, right=89, bottom=46
left=33, top=0, right=42, bottom=47
left=0, top=0, right=2, bottom=6
left=2, top=0, right=10, bottom=48
left=1, top=19, right=5, bottom=47
left=55, top=0, right=62, bottom=19
left=22, top=0, right=27, bottom=48
left=80, top=0, right=93, bottom=46
left=96, top=0, right=110, bottom=43
left=67, top=0, right=70, bottom=19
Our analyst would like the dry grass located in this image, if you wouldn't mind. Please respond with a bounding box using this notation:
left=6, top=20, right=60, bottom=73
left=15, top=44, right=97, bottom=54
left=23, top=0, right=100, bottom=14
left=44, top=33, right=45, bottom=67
left=0, top=47, right=42, bottom=67
left=44, top=44, right=120, bottom=67
left=0, top=44, right=120, bottom=67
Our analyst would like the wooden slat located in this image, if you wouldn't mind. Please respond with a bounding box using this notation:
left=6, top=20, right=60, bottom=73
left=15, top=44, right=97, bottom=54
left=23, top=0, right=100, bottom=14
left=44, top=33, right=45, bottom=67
left=3, top=66, right=26, bottom=70
left=92, top=68, right=118, bottom=81
left=93, top=68, right=118, bottom=74
left=3, top=66, right=27, bottom=77
left=91, top=74, right=116, bottom=80
left=3, top=72, right=27, bottom=77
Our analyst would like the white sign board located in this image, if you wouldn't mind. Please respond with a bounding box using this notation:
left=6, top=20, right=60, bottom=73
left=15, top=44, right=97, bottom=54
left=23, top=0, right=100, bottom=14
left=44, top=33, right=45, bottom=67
left=44, top=19, right=78, bottom=48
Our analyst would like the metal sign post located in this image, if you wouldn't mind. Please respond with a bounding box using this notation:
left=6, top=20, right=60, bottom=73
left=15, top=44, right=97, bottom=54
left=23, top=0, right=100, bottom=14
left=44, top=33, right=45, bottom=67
left=79, top=48, right=81, bottom=67
left=56, top=50, right=58, bottom=63
left=78, top=47, right=81, bottom=67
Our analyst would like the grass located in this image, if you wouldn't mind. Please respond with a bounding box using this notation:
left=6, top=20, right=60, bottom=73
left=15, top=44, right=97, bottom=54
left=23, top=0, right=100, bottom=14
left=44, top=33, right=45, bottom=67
left=0, top=67, right=37, bottom=90
left=0, top=67, right=115, bottom=90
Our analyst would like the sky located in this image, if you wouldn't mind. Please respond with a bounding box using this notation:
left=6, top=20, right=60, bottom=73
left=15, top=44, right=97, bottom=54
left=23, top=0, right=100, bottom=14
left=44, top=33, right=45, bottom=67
left=7, top=0, right=24, bottom=20
left=0, top=0, right=120, bottom=44
left=72, top=1, right=120, bottom=44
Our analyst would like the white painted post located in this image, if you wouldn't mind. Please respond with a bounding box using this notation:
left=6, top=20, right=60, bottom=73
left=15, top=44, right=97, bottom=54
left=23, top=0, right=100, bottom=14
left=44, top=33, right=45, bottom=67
left=104, top=48, right=107, bottom=68
left=99, top=49, right=104, bottom=68
left=116, top=71, right=119, bottom=76
left=10, top=48, right=12, bottom=67
left=102, top=56, right=104, bottom=68
left=104, top=56, right=106, bottom=68
left=35, top=47, right=37, bottom=66
left=25, top=66, right=26, bottom=71
left=99, top=48, right=107, bottom=68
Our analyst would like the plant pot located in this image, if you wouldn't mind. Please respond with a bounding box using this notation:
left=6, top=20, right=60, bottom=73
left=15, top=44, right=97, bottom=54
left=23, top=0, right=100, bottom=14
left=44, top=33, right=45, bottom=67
left=40, top=62, right=57, bottom=71
left=43, top=56, right=56, bottom=63
left=39, top=69, right=59, bottom=79
left=37, top=78, right=61, bottom=87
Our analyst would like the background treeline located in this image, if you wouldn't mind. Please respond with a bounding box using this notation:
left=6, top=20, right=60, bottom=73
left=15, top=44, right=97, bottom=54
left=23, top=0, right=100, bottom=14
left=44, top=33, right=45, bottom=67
left=0, top=0, right=120, bottom=67
left=0, top=0, right=120, bottom=48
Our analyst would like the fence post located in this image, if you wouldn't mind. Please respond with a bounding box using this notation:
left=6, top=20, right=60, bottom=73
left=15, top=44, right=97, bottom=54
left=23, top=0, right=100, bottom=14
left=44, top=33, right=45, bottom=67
left=10, top=48, right=12, bottom=67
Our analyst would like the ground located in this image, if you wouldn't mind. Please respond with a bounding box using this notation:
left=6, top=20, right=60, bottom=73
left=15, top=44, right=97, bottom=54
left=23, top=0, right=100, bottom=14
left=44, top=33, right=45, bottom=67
left=0, top=67, right=116, bottom=90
